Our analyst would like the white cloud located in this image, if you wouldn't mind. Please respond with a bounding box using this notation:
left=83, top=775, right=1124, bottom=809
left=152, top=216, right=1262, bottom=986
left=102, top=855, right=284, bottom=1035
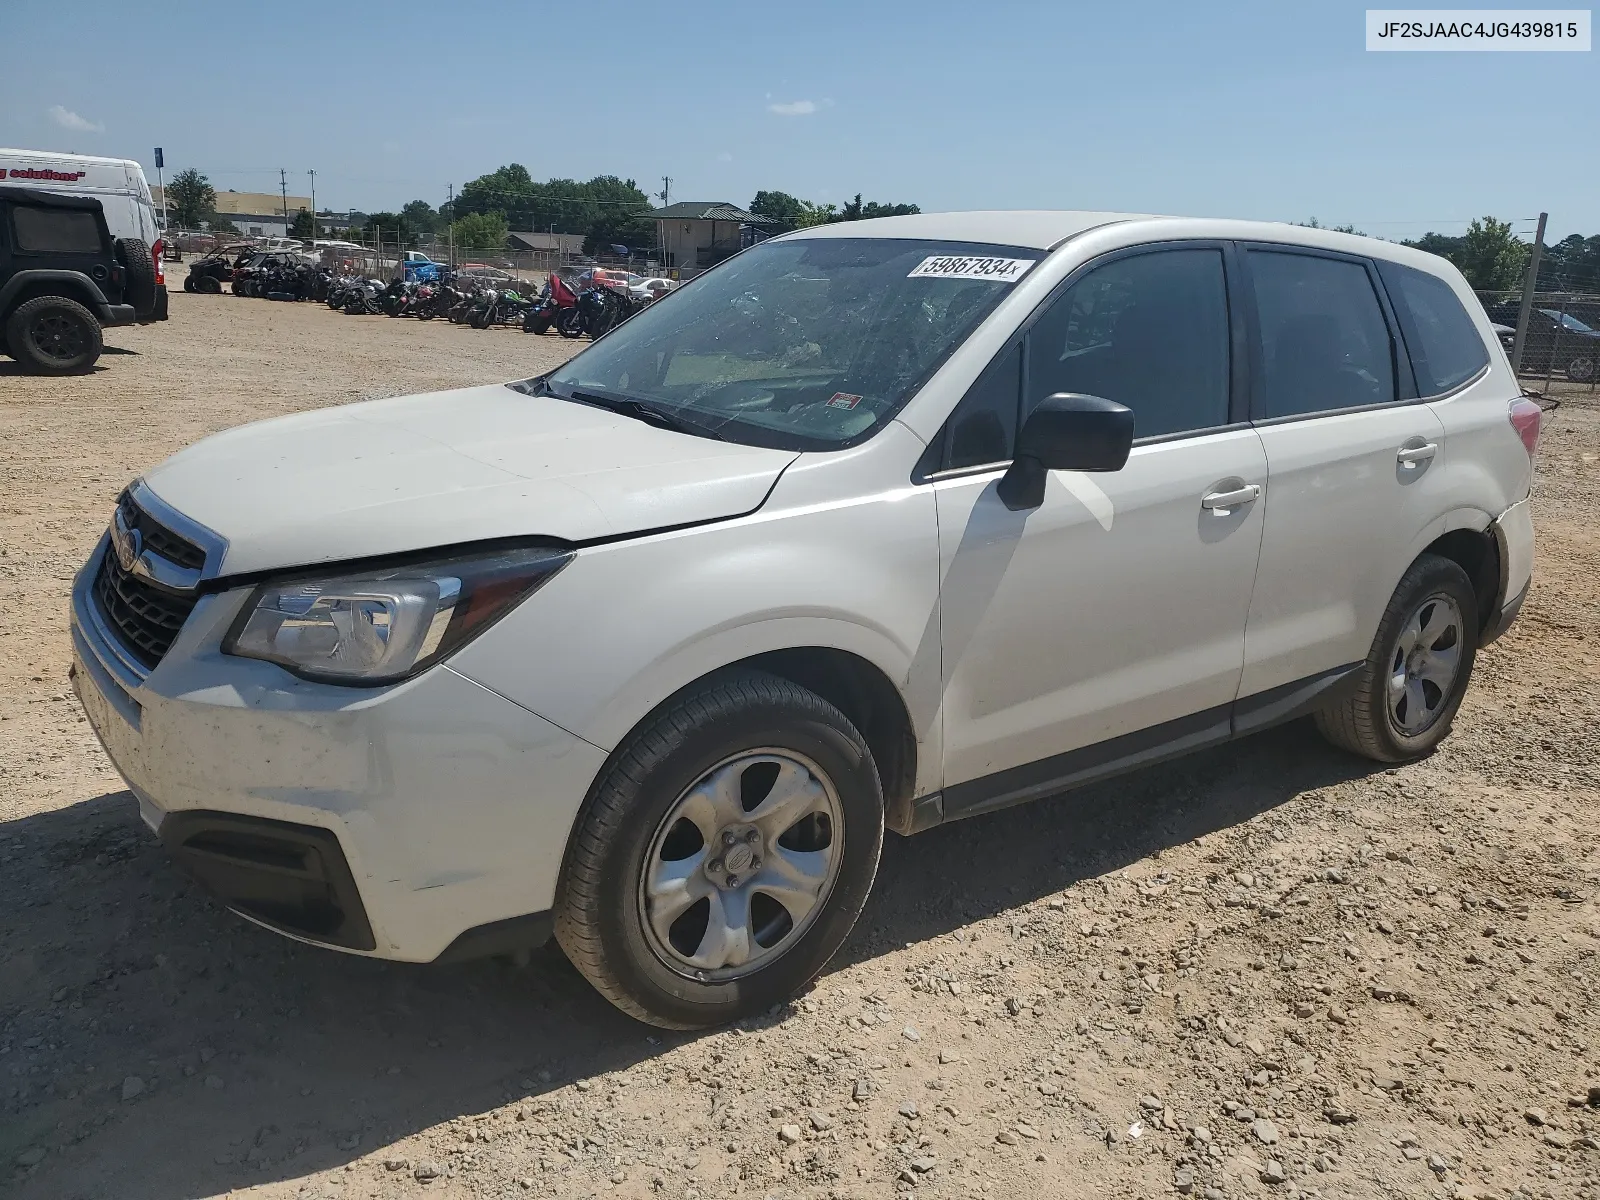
left=48, top=105, right=103, bottom=133
left=767, top=99, right=817, bottom=116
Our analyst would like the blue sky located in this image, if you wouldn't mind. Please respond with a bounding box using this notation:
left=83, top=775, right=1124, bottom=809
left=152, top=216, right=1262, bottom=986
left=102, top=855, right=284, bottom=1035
left=3, top=0, right=1594, bottom=239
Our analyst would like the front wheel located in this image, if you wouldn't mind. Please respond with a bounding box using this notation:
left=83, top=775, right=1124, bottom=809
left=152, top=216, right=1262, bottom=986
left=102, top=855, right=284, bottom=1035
left=1314, top=553, right=1478, bottom=762
left=1568, top=354, right=1596, bottom=383
left=555, top=671, right=884, bottom=1029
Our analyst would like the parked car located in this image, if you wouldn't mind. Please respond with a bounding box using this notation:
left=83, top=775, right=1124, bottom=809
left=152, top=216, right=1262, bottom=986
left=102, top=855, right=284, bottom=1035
left=72, top=212, right=1538, bottom=1028
left=1485, top=302, right=1600, bottom=381
left=0, top=185, right=158, bottom=372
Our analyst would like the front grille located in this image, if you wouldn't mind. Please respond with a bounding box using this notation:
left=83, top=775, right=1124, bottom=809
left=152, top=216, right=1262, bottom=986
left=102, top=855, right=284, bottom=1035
left=117, top=494, right=205, bottom=570
left=92, top=496, right=208, bottom=670
left=92, top=553, right=200, bottom=669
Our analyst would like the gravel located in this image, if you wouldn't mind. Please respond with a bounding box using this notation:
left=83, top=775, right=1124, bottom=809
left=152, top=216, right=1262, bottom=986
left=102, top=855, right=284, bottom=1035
left=4, top=299, right=1600, bottom=1199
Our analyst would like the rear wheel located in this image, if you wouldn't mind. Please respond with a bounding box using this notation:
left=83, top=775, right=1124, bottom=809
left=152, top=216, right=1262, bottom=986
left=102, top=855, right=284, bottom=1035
left=1314, top=553, right=1478, bottom=762
left=555, top=670, right=884, bottom=1029
left=197, top=275, right=222, bottom=295
left=1569, top=354, right=1596, bottom=383
left=5, top=295, right=103, bottom=374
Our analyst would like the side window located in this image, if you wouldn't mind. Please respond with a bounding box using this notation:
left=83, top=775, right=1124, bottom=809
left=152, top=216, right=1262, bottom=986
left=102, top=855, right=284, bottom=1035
left=12, top=206, right=102, bottom=254
left=1378, top=261, right=1490, bottom=395
left=1248, top=251, right=1396, bottom=418
left=942, top=342, right=1021, bottom=470
left=1024, top=248, right=1230, bottom=440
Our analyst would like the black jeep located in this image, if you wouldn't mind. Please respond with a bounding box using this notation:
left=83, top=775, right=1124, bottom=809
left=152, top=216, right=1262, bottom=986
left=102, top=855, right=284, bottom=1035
left=0, top=186, right=159, bottom=374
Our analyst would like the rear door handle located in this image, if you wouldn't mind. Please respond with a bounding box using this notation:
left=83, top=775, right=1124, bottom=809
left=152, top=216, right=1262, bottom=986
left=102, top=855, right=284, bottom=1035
left=1397, top=442, right=1438, bottom=468
left=1201, top=483, right=1260, bottom=514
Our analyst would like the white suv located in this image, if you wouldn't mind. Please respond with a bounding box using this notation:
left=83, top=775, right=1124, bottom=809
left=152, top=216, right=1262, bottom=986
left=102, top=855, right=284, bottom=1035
left=72, top=211, right=1539, bottom=1028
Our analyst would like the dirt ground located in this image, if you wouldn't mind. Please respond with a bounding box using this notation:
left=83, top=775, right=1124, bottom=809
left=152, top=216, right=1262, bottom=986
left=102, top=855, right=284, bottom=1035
left=3, top=290, right=1600, bottom=1200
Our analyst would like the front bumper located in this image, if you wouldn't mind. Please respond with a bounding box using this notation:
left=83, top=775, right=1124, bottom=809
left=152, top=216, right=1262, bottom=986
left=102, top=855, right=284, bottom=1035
left=70, top=538, right=608, bottom=962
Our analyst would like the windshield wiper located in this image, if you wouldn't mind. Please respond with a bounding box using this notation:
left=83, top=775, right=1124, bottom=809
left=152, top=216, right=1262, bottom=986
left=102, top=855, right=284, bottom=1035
left=569, top=390, right=727, bottom=441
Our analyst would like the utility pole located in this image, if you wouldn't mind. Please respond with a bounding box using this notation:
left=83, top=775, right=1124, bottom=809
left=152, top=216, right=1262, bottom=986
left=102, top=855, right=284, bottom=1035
left=658, top=176, right=671, bottom=207
left=307, top=169, right=316, bottom=243
left=279, top=168, right=289, bottom=235
left=1511, top=211, right=1548, bottom=378
left=447, top=183, right=455, bottom=271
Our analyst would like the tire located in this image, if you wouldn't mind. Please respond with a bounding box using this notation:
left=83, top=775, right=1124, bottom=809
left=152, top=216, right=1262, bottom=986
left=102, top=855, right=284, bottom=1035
left=1314, top=553, right=1478, bottom=762
left=5, top=295, right=104, bottom=374
left=555, top=670, right=885, bottom=1029
left=557, top=309, right=585, bottom=339
left=197, top=276, right=222, bottom=295
left=114, top=238, right=157, bottom=318
left=1569, top=355, right=1596, bottom=383
left=183, top=275, right=197, bottom=294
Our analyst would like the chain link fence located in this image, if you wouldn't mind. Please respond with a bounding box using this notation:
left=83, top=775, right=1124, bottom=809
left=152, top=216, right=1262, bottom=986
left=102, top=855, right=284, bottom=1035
left=1478, top=217, right=1600, bottom=393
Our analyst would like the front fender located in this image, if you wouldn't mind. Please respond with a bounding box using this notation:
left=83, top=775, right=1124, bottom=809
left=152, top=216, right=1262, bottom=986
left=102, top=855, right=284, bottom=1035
left=449, top=484, right=944, bottom=788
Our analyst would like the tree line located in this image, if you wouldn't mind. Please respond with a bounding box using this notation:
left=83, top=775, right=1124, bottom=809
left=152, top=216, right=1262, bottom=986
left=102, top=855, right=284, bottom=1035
left=161, top=167, right=1598, bottom=293
left=1302, top=214, right=1600, bottom=294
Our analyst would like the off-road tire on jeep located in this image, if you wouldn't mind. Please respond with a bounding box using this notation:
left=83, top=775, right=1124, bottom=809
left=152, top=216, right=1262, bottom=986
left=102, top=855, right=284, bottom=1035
left=554, top=669, right=885, bottom=1029
left=197, top=276, right=222, bottom=294
left=114, top=238, right=157, bottom=319
left=1314, top=553, right=1478, bottom=763
left=5, top=295, right=104, bottom=374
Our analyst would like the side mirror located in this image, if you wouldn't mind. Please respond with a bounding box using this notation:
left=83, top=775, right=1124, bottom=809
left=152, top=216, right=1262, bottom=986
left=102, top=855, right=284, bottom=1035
left=997, top=393, right=1134, bottom=511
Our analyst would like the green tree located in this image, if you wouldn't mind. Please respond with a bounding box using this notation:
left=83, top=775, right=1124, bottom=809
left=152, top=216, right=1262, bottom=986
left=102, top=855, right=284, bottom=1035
left=166, top=168, right=216, bottom=229
left=1543, top=234, right=1600, bottom=292
left=1405, top=217, right=1527, bottom=291
left=451, top=210, right=509, bottom=251
left=401, top=199, right=439, bottom=236
left=840, top=193, right=921, bottom=221
left=208, top=215, right=239, bottom=235
left=289, top=208, right=315, bottom=238
left=749, top=190, right=806, bottom=229
left=457, top=165, right=652, bottom=250
left=1454, top=217, right=1528, bottom=291
left=793, top=200, right=840, bottom=228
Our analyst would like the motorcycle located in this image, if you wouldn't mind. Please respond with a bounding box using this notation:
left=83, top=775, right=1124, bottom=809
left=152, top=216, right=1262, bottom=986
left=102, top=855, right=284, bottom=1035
left=569, top=277, right=646, bottom=339
left=522, top=274, right=578, bottom=335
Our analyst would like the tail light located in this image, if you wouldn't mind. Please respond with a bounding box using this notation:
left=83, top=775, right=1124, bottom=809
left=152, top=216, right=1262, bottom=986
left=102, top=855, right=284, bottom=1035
left=1509, top=396, right=1542, bottom=458
left=152, top=239, right=165, bottom=286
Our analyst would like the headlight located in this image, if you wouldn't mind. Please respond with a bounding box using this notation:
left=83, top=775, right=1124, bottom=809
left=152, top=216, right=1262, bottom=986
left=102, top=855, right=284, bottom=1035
left=222, top=545, right=572, bottom=685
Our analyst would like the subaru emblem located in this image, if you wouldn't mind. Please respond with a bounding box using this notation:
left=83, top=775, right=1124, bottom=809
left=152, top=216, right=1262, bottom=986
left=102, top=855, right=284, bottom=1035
left=112, top=514, right=142, bottom=573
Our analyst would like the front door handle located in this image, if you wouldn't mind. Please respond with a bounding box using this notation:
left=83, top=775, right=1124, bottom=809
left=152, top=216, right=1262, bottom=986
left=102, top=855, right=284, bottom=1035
left=1200, top=483, right=1260, bottom=514
left=1397, top=442, right=1438, bottom=468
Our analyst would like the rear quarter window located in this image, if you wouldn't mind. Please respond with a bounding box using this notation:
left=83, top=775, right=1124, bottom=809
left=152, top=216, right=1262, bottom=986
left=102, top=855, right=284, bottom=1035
left=1379, top=261, right=1491, bottom=395
left=12, top=206, right=102, bottom=253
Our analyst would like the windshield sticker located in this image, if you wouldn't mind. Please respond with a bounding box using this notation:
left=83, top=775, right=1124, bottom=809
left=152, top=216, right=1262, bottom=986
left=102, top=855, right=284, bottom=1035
left=907, top=255, right=1036, bottom=283
left=826, top=392, right=863, bottom=410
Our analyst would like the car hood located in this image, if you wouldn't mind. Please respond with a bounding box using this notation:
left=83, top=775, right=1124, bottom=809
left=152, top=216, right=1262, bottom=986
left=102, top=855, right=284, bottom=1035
left=142, top=383, right=798, bottom=576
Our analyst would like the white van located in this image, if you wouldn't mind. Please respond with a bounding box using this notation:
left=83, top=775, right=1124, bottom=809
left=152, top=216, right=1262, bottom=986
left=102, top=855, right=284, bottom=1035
left=0, top=147, right=167, bottom=319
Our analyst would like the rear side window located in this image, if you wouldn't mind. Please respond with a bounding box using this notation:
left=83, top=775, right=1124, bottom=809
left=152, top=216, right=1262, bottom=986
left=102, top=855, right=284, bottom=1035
left=1379, top=262, right=1491, bottom=394
left=12, top=206, right=101, bottom=254
left=1024, top=248, right=1231, bottom=440
left=1248, top=250, right=1395, bottom=418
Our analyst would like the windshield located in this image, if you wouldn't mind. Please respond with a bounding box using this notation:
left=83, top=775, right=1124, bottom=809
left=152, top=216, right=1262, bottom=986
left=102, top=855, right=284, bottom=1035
left=1539, top=309, right=1594, bottom=333
left=538, top=237, right=1038, bottom=450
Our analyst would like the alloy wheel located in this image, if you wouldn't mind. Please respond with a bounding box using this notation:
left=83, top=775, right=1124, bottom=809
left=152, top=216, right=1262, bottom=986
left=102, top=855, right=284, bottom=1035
left=1388, top=593, right=1464, bottom=736
left=638, top=749, right=843, bottom=982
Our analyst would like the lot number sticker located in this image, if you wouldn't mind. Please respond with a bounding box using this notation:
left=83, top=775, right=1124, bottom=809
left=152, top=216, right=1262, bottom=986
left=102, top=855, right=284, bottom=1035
left=907, top=255, right=1036, bottom=282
